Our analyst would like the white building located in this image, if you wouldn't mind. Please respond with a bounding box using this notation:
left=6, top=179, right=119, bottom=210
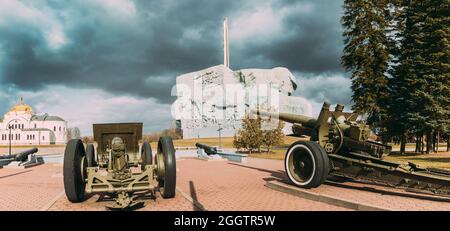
left=0, top=100, right=68, bottom=145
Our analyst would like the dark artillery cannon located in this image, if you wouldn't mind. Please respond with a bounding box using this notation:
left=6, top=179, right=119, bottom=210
left=254, top=102, right=450, bottom=196
left=195, top=143, right=218, bottom=155
left=63, top=123, right=176, bottom=209
left=0, top=147, right=38, bottom=162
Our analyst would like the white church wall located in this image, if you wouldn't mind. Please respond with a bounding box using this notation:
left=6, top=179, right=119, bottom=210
left=0, top=130, right=52, bottom=145
left=0, top=101, right=68, bottom=146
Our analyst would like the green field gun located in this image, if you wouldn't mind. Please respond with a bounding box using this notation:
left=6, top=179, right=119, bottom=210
left=0, top=147, right=38, bottom=162
left=195, top=143, right=218, bottom=155
left=254, top=102, right=450, bottom=196
left=63, top=123, right=176, bottom=209
left=0, top=147, right=39, bottom=167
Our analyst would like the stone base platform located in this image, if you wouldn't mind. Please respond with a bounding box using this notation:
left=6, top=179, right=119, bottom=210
left=266, top=181, right=387, bottom=211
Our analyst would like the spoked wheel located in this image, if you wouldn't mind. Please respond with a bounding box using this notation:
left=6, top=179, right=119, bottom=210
left=141, top=141, right=153, bottom=171
left=63, top=139, right=87, bottom=202
left=85, top=143, right=97, bottom=167
left=156, top=136, right=176, bottom=198
left=285, top=141, right=330, bottom=188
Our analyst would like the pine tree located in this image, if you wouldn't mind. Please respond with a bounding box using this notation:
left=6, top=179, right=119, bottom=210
left=388, top=0, right=449, bottom=154
left=421, top=0, right=450, bottom=153
left=386, top=0, right=423, bottom=154
left=341, top=0, right=392, bottom=125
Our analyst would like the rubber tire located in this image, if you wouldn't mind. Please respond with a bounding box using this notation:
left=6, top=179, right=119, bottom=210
left=141, top=141, right=153, bottom=170
left=285, top=141, right=330, bottom=188
left=157, top=136, right=176, bottom=198
left=85, top=144, right=96, bottom=167
left=63, top=139, right=87, bottom=202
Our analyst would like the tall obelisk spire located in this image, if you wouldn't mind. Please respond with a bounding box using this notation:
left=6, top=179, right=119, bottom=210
left=223, top=17, right=230, bottom=68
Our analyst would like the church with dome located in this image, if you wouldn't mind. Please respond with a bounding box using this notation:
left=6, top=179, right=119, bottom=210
left=0, top=98, right=68, bottom=145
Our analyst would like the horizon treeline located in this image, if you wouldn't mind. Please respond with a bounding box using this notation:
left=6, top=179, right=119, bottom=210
left=341, top=0, right=449, bottom=154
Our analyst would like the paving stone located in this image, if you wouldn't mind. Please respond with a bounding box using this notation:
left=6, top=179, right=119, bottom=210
left=1, top=158, right=449, bottom=211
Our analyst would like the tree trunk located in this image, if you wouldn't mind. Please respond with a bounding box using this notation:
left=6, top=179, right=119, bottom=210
left=415, top=133, right=420, bottom=153
left=447, top=136, right=450, bottom=152
left=400, top=133, right=407, bottom=155
left=417, top=133, right=422, bottom=154
left=420, top=134, right=424, bottom=154
left=436, top=131, right=440, bottom=153
left=426, top=131, right=433, bottom=154
left=432, top=131, right=436, bottom=153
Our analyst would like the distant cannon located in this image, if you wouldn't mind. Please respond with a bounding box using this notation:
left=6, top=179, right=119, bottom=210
left=14, top=148, right=39, bottom=162
left=195, top=143, right=218, bottom=155
left=0, top=148, right=39, bottom=167
left=0, top=148, right=38, bottom=161
left=195, top=143, right=248, bottom=163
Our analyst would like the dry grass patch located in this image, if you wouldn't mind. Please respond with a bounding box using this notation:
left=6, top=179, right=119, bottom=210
left=385, top=151, right=450, bottom=170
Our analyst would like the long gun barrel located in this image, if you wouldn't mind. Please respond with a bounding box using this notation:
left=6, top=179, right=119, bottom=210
left=252, top=109, right=318, bottom=128
left=195, top=143, right=218, bottom=155
left=0, top=147, right=38, bottom=162
left=14, top=147, right=38, bottom=162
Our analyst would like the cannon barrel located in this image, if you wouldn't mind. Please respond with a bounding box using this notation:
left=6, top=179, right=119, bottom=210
left=14, top=147, right=38, bottom=162
left=251, top=109, right=318, bottom=128
left=0, top=147, right=38, bottom=161
left=195, top=143, right=218, bottom=155
left=0, top=154, right=14, bottom=160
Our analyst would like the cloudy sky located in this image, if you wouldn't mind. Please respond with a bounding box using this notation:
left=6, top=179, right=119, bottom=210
left=0, top=0, right=351, bottom=135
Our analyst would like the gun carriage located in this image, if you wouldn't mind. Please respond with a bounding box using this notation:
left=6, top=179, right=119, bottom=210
left=255, top=102, right=450, bottom=196
left=63, top=123, right=176, bottom=209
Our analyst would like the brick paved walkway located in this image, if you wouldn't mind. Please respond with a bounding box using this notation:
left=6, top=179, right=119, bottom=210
left=49, top=190, right=194, bottom=211
left=179, top=158, right=449, bottom=211
left=0, top=164, right=63, bottom=210
left=176, top=158, right=348, bottom=211
left=1, top=158, right=449, bottom=211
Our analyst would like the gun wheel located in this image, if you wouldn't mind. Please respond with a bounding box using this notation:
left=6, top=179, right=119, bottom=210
left=141, top=141, right=153, bottom=170
left=63, top=139, right=87, bottom=202
left=85, top=143, right=97, bottom=167
left=156, top=136, right=176, bottom=198
left=285, top=141, right=330, bottom=188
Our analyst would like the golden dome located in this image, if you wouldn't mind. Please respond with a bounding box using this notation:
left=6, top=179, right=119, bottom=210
left=10, top=101, right=33, bottom=114
left=11, top=104, right=33, bottom=113
left=10, top=97, right=33, bottom=114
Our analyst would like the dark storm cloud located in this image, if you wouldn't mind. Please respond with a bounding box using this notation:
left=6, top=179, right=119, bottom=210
left=294, top=72, right=352, bottom=105
left=233, top=0, right=345, bottom=74
left=0, top=0, right=346, bottom=105
left=0, top=0, right=244, bottom=103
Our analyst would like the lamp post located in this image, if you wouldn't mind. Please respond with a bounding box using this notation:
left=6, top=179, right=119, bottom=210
left=8, top=125, right=12, bottom=155
left=217, top=123, right=223, bottom=151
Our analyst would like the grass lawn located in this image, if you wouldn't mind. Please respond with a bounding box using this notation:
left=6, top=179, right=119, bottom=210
left=385, top=151, right=450, bottom=170
left=248, top=150, right=285, bottom=160
left=164, top=136, right=308, bottom=150
left=247, top=150, right=450, bottom=170
left=151, top=137, right=236, bottom=150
